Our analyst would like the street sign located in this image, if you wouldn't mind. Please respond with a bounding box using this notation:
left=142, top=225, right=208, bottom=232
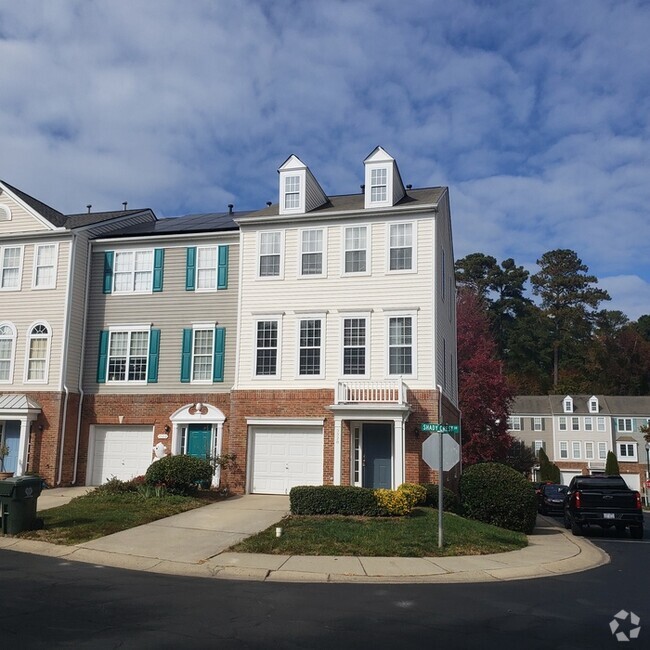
left=645, top=479, right=650, bottom=489
left=421, top=432, right=460, bottom=472
left=420, top=423, right=460, bottom=434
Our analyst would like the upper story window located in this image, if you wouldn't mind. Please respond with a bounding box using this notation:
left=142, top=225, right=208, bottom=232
left=180, top=326, right=225, bottom=383
left=559, top=441, right=568, bottom=459
left=563, top=396, right=573, bottom=413
left=33, top=243, right=58, bottom=289
left=533, top=417, right=543, bottom=432
left=300, top=229, right=324, bottom=277
left=0, top=322, right=16, bottom=383
left=370, top=168, right=387, bottom=203
left=114, top=250, right=153, bottom=293
left=191, top=328, right=215, bottom=382
left=584, top=416, right=593, bottom=432
left=255, top=320, right=279, bottom=377
left=343, top=226, right=368, bottom=274
left=25, top=322, right=51, bottom=383
left=298, top=318, right=323, bottom=377
left=598, top=442, right=607, bottom=459
left=342, top=316, right=368, bottom=376
left=388, top=315, right=414, bottom=376
left=589, top=396, right=599, bottom=413
left=571, top=416, right=580, bottom=431
left=559, top=416, right=567, bottom=431
left=617, top=442, right=637, bottom=461
left=388, top=222, right=414, bottom=272
left=259, top=232, right=282, bottom=278
left=597, top=416, right=606, bottom=432
left=508, top=416, right=521, bottom=431
left=284, top=175, right=301, bottom=210
left=185, top=245, right=228, bottom=292
left=0, top=246, right=23, bottom=290
left=572, top=441, right=581, bottom=459
left=585, top=441, right=594, bottom=460
left=617, top=418, right=633, bottom=433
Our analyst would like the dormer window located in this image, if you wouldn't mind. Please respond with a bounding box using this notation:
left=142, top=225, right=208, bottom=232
left=370, top=168, right=387, bottom=203
left=363, top=146, right=405, bottom=209
left=284, top=176, right=301, bottom=210
left=589, top=396, right=599, bottom=413
left=563, top=396, right=573, bottom=413
left=278, top=155, right=327, bottom=216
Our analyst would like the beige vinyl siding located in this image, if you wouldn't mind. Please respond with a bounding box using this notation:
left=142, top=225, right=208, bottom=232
left=0, top=194, right=56, bottom=235
left=84, top=237, right=239, bottom=394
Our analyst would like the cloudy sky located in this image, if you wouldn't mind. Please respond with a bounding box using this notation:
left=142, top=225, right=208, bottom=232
left=1, top=0, right=649, bottom=318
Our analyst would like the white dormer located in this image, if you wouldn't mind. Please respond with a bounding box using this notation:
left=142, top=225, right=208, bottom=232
left=278, top=155, right=328, bottom=216
left=363, top=146, right=405, bottom=209
left=563, top=396, right=573, bottom=413
left=588, top=395, right=599, bottom=413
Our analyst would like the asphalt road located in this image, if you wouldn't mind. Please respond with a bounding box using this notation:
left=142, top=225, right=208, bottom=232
left=0, top=514, right=647, bottom=650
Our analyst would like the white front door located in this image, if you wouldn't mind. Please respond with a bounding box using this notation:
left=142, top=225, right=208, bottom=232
left=90, top=426, right=154, bottom=484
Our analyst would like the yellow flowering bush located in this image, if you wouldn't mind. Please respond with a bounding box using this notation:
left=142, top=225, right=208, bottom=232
left=397, top=483, right=427, bottom=508
left=374, top=488, right=412, bottom=516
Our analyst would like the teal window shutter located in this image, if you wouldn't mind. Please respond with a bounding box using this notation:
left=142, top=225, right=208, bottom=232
left=213, top=327, right=225, bottom=382
left=153, top=249, right=164, bottom=292
left=186, top=247, right=196, bottom=291
left=147, top=329, right=160, bottom=383
left=181, top=328, right=193, bottom=382
left=217, top=245, right=229, bottom=289
left=97, top=330, right=109, bottom=383
left=103, top=252, right=114, bottom=294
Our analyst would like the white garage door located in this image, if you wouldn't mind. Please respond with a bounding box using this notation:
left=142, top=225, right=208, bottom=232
left=250, top=426, right=323, bottom=495
left=91, top=426, right=154, bottom=485
left=561, top=470, right=583, bottom=485
left=621, top=473, right=641, bottom=492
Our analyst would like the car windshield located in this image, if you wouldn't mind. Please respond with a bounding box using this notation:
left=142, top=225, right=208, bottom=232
left=545, top=485, right=567, bottom=496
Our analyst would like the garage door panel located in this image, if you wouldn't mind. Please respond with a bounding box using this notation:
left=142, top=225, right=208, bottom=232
left=91, top=426, right=154, bottom=485
left=621, top=474, right=641, bottom=491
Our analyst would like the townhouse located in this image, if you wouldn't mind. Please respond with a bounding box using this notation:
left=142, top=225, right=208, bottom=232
left=508, top=395, right=650, bottom=492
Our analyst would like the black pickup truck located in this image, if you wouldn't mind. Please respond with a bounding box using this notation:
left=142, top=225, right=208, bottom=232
left=563, top=475, right=644, bottom=539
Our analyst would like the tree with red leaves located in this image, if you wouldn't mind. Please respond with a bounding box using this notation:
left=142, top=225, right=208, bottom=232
left=457, top=287, right=514, bottom=466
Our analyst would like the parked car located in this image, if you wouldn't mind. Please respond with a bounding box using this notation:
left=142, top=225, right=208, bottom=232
left=532, top=481, right=554, bottom=496
left=563, top=475, right=644, bottom=539
left=538, top=484, right=568, bottom=515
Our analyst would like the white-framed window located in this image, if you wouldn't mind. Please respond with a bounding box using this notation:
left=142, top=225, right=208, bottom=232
left=559, top=441, right=568, bottom=459
left=113, top=250, right=153, bottom=293
left=563, top=396, right=573, bottom=413
left=342, top=316, right=368, bottom=376
left=370, top=168, right=387, bottom=203
left=388, top=222, right=414, bottom=272
left=589, top=396, right=599, bottom=413
left=571, top=416, right=580, bottom=431
left=32, top=243, right=58, bottom=289
left=387, top=314, right=414, bottom=376
left=191, top=327, right=215, bottom=382
left=0, top=322, right=16, bottom=383
left=585, top=441, right=594, bottom=460
left=597, top=416, right=606, bottom=432
left=298, top=317, right=323, bottom=377
left=25, top=322, right=51, bottom=383
left=258, top=231, right=283, bottom=278
left=572, top=441, right=581, bottom=459
left=284, top=175, right=301, bottom=210
left=255, top=319, right=279, bottom=377
left=598, top=442, right=607, bottom=460
left=559, top=416, right=567, bottom=431
left=533, top=417, right=543, bottom=432
left=617, top=442, right=637, bottom=462
left=533, top=440, right=544, bottom=455
left=107, top=329, right=150, bottom=382
left=299, top=229, right=325, bottom=277
left=584, top=417, right=593, bottom=432
left=196, top=247, right=218, bottom=290
left=0, top=245, right=23, bottom=290
left=508, top=416, right=521, bottom=431
left=617, top=418, right=633, bottom=432
left=343, top=225, right=369, bottom=275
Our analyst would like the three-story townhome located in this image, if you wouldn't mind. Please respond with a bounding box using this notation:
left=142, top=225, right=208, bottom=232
left=0, top=180, right=154, bottom=484
left=228, top=148, right=459, bottom=494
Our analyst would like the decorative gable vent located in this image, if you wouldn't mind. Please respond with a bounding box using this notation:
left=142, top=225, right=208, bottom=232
left=278, top=155, right=328, bottom=215
left=0, top=203, right=11, bottom=221
left=363, top=146, right=405, bottom=209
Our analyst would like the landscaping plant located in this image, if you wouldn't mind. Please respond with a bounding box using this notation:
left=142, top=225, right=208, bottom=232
left=145, top=454, right=213, bottom=495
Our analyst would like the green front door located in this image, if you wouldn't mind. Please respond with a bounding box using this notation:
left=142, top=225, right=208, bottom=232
left=187, top=424, right=212, bottom=459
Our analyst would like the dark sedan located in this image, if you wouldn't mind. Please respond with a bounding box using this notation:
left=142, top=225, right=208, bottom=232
left=538, top=484, right=568, bottom=515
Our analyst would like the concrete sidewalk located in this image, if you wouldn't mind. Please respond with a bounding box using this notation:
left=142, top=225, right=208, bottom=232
left=37, top=486, right=95, bottom=510
left=1, top=492, right=609, bottom=583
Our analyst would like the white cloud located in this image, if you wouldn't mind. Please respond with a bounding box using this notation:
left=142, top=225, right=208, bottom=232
left=599, top=275, right=650, bottom=321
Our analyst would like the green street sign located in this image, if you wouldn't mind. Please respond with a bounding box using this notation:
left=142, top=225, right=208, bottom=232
left=420, top=423, right=460, bottom=434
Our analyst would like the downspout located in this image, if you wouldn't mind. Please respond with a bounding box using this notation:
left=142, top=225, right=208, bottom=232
left=71, top=238, right=93, bottom=484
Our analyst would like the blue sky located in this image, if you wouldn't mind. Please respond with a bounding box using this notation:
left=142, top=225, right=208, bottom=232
left=1, top=0, right=649, bottom=318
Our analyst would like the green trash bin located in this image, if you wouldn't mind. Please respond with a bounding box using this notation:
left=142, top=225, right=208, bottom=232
left=0, top=476, right=43, bottom=535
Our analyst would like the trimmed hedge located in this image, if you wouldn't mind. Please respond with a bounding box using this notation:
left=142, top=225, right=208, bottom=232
left=375, top=488, right=412, bottom=515
left=145, top=454, right=213, bottom=495
left=460, top=462, right=537, bottom=534
left=290, top=485, right=381, bottom=516
left=421, top=483, right=462, bottom=514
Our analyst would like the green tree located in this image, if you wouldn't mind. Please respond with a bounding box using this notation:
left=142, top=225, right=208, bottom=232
left=503, top=440, right=536, bottom=476
left=538, top=447, right=561, bottom=483
left=605, top=451, right=620, bottom=475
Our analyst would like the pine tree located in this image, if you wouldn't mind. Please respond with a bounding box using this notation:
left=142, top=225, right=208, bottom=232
left=605, top=451, right=620, bottom=476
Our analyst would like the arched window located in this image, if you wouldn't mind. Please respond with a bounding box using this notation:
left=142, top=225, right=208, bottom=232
left=26, top=322, right=51, bottom=383
left=0, top=322, right=16, bottom=382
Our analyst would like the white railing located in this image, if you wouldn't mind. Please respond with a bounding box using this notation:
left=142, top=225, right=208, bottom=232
left=335, top=378, right=408, bottom=405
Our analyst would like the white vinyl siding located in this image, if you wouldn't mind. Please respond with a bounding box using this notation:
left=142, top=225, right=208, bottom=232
left=107, top=329, right=149, bottom=383
left=113, top=250, right=153, bottom=293
left=0, top=246, right=23, bottom=290
left=32, top=243, right=58, bottom=289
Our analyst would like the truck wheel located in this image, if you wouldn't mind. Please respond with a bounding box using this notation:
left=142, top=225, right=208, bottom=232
left=571, top=520, right=583, bottom=536
left=630, top=526, right=644, bottom=540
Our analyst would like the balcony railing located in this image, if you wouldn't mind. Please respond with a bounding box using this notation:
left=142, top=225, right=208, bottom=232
left=335, top=378, right=408, bottom=405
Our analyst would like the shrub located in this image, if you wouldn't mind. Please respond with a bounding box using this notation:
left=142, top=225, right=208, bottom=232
left=397, top=483, right=427, bottom=508
left=460, top=462, right=537, bottom=533
left=290, top=485, right=380, bottom=515
left=144, top=454, right=213, bottom=495
left=374, top=488, right=412, bottom=516
left=91, top=476, right=135, bottom=495
left=539, top=448, right=561, bottom=483
left=421, top=483, right=462, bottom=514
left=605, top=451, right=620, bottom=475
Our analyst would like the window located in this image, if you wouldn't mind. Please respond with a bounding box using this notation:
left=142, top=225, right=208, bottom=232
left=571, top=417, right=580, bottom=431
left=533, top=417, right=543, bottom=432
left=259, top=232, right=282, bottom=277
left=572, top=441, right=581, bottom=459
left=559, top=416, right=567, bottom=431
left=388, top=316, right=413, bottom=375
left=559, top=441, right=568, bottom=459
left=0, top=246, right=22, bottom=290
left=617, top=418, right=633, bottom=432
left=26, top=323, right=51, bottom=382
left=388, top=223, right=413, bottom=271
left=370, top=168, right=387, bottom=203
left=589, top=397, right=599, bottom=413
left=196, top=247, right=218, bottom=290
left=255, top=320, right=279, bottom=376
left=343, top=226, right=368, bottom=274
left=191, top=329, right=214, bottom=381
left=298, top=319, right=322, bottom=376
left=107, top=330, right=149, bottom=382
left=598, top=442, right=607, bottom=460
left=343, top=317, right=367, bottom=375
left=284, top=175, right=300, bottom=210
left=534, top=440, right=544, bottom=455
left=597, top=417, right=606, bottom=432
left=300, top=229, right=324, bottom=276
left=585, top=442, right=594, bottom=460
left=617, top=442, right=637, bottom=461
left=584, top=417, right=593, bottom=432
left=563, top=397, right=573, bottom=413
left=113, top=250, right=153, bottom=293
left=33, top=243, right=57, bottom=289
left=0, top=323, right=16, bottom=382
left=508, top=416, right=521, bottom=431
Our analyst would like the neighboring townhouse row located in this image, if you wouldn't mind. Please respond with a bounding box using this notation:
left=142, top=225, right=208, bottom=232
left=508, top=395, right=650, bottom=492
left=0, top=147, right=460, bottom=494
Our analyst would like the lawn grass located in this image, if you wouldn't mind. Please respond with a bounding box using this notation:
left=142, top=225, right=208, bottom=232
left=230, top=507, right=528, bottom=557
left=17, top=490, right=222, bottom=545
